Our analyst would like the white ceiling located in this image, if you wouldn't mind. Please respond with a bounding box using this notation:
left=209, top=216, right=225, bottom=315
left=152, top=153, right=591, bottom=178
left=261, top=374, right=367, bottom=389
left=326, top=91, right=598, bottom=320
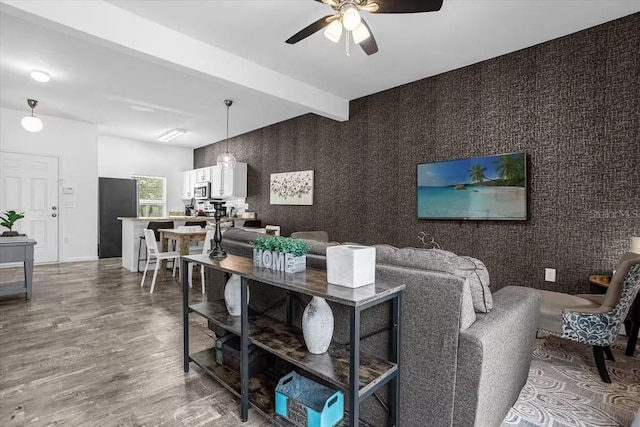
left=1, top=0, right=639, bottom=148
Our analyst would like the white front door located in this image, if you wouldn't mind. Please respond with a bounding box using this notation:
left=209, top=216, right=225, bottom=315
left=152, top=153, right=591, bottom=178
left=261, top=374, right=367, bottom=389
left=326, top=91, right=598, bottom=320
left=0, top=152, right=59, bottom=263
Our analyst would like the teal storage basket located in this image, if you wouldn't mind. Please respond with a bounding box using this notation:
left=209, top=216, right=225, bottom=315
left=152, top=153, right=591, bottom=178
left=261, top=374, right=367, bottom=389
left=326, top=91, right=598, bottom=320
left=275, top=371, right=344, bottom=427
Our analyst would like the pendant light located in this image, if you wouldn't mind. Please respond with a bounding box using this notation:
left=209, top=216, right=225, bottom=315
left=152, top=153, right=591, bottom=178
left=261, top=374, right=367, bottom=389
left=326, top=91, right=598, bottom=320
left=217, top=99, right=236, bottom=169
left=21, top=99, right=43, bottom=132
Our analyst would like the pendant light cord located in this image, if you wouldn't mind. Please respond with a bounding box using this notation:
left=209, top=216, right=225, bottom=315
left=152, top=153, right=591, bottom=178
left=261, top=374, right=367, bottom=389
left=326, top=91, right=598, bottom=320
left=224, top=99, right=233, bottom=154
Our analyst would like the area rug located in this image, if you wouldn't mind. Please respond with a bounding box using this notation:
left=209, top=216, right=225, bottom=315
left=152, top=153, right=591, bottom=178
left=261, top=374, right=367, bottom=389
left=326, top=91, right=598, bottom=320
left=503, top=334, right=640, bottom=427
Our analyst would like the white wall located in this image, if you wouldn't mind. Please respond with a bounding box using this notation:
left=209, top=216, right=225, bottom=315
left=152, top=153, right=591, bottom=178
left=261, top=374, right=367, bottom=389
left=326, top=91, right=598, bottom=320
left=97, top=135, right=193, bottom=213
left=0, top=107, right=99, bottom=262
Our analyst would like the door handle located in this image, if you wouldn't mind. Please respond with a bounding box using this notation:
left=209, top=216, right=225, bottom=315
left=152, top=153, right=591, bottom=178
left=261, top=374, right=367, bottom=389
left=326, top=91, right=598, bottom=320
left=52, top=213, right=57, bottom=217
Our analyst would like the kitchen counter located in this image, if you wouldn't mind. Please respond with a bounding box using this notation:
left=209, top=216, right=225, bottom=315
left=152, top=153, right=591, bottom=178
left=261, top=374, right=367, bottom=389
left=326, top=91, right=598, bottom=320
left=118, top=216, right=210, bottom=221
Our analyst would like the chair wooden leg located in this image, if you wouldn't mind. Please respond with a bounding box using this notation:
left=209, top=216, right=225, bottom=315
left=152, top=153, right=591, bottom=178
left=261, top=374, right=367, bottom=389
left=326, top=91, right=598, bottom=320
left=172, top=257, right=177, bottom=277
left=604, top=346, right=615, bottom=361
left=150, top=262, right=160, bottom=294
left=141, top=258, right=150, bottom=287
left=593, top=346, right=611, bottom=383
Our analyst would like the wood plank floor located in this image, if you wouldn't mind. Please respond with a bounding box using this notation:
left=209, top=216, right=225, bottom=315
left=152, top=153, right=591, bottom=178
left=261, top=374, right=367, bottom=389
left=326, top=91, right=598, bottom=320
left=0, top=259, right=270, bottom=427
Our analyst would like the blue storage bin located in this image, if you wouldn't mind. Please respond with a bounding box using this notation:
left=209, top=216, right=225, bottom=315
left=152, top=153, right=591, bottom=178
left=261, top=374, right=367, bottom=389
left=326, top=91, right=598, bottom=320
left=275, top=371, right=344, bottom=427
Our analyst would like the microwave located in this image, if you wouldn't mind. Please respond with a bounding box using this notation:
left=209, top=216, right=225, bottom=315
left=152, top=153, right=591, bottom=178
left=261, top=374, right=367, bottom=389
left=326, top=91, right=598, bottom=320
left=194, top=182, right=211, bottom=200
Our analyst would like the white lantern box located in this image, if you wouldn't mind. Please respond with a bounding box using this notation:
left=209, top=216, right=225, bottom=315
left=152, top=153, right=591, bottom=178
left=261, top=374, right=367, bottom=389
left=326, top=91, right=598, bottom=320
left=326, top=245, right=376, bottom=288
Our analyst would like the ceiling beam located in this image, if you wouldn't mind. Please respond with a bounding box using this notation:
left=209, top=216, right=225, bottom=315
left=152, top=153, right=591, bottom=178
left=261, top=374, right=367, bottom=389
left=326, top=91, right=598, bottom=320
left=0, top=0, right=349, bottom=121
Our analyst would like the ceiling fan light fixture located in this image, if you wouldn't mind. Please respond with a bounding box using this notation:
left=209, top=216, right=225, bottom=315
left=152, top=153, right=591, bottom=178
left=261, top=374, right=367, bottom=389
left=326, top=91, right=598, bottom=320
left=352, top=22, right=371, bottom=44
left=342, top=6, right=361, bottom=31
left=324, top=20, right=343, bottom=43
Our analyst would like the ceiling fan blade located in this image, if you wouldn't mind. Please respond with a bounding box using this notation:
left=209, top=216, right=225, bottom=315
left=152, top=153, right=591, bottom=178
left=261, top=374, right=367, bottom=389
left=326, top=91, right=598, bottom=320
left=372, top=0, right=443, bottom=13
left=315, top=0, right=340, bottom=7
left=285, top=15, right=334, bottom=44
left=359, top=19, right=378, bottom=55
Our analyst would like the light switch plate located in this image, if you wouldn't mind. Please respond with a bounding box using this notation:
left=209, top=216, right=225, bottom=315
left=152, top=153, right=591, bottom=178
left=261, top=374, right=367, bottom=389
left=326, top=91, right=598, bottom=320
left=545, top=268, right=556, bottom=282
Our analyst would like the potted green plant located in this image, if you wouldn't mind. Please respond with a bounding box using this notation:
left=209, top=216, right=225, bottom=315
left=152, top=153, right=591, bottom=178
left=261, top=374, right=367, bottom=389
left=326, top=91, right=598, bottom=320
left=253, top=236, right=310, bottom=273
left=1, top=210, right=25, bottom=237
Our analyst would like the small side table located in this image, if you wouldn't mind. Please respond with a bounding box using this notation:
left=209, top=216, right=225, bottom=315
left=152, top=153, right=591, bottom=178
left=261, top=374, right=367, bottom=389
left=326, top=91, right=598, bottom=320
left=0, top=238, right=37, bottom=299
left=589, top=274, right=639, bottom=356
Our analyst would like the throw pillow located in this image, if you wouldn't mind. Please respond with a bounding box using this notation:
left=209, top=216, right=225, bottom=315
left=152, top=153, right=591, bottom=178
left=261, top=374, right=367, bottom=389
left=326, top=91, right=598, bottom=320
left=374, top=245, right=493, bottom=313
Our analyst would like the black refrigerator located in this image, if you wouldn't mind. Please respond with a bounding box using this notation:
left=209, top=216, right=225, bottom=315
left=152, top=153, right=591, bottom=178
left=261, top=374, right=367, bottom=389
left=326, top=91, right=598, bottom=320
left=98, top=177, right=138, bottom=258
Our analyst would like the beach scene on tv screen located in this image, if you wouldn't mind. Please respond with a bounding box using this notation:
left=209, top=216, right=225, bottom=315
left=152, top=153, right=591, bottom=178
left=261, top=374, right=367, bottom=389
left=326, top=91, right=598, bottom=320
left=417, top=153, right=526, bottom=219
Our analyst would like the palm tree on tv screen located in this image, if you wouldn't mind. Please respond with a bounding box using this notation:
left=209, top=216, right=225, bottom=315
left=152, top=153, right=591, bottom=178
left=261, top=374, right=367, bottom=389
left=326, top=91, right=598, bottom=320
left=468, top=163, right=487, bottom=183
left=494, top=154, right=525, bottom=186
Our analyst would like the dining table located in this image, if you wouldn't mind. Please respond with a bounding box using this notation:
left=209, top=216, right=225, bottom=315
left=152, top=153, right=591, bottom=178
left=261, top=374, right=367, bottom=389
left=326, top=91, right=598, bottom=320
left=159, top=228, right=209, bottom=283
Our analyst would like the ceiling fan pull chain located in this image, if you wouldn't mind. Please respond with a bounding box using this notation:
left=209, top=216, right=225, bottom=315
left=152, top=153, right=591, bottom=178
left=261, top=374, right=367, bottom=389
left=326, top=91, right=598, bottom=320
left=346, top=30, right=350, bottom=56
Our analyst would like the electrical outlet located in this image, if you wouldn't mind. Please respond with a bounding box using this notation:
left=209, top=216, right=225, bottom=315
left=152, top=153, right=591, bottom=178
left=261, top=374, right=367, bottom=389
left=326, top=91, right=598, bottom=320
left=545, top=268, right=556, bottom=282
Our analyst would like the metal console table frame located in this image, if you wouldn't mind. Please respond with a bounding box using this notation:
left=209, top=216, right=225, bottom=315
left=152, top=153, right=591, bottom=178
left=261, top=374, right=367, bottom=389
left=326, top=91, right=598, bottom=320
left=182, top=254, right=404, bottom=427
left=0, top=238, right=36, bottom=299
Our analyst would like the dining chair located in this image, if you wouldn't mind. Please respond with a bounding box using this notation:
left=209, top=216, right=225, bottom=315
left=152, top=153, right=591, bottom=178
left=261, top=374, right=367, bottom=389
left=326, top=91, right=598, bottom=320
left=140, top=228, right=181, bottom=294
left=137, top=220, right=174, bottom=273
left=184, top=221, right=205, bottom=228
left=187, top=230, right=215, bottom=294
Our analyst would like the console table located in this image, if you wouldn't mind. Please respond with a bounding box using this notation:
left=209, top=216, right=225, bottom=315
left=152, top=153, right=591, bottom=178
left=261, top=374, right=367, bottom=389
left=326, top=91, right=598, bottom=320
left=182, top=254, right=404, bottom=426
left=0, top=238, right=36, bottom=299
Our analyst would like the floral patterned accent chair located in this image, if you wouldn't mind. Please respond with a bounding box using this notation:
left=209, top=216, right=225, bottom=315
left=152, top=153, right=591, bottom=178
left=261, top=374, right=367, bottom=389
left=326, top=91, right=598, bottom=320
left=537, top=252, right=640, bottom=383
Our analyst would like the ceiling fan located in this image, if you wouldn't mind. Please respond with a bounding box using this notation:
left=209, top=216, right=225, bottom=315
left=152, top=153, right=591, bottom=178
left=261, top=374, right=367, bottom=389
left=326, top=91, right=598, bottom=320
left=285, top=0, right=444, bottom=56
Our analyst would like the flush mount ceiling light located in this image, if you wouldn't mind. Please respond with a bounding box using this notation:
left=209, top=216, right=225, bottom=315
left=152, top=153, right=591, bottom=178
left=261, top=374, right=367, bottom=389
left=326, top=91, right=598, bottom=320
left=216, top=99, right=237, bottom=170
left=21, top=99, right=43, bottom=132
left=30, top=69, right=50, bottom=83
left=157, top=128, right=186, bottom=142
left=286, top=0, right=443, bottom=56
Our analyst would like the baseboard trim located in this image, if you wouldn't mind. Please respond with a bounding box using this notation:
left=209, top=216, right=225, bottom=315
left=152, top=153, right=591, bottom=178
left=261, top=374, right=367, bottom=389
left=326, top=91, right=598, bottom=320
left=61, top=256, right=99, bottom=263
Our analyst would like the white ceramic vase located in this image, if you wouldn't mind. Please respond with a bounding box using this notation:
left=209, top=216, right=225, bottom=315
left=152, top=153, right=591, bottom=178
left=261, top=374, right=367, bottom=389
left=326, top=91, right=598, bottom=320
left=302, top=296, right=334, bottom=354
left=224, top=274, right=249, bottom=317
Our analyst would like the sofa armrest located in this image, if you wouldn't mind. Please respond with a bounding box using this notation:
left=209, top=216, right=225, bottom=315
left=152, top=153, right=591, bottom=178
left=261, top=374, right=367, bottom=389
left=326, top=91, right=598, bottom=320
left=454, top=286, right=541, bottom=427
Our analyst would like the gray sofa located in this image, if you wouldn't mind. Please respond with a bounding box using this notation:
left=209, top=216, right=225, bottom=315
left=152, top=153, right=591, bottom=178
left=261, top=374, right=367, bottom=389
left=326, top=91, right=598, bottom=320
left=216, top=229, right=541, bottom=427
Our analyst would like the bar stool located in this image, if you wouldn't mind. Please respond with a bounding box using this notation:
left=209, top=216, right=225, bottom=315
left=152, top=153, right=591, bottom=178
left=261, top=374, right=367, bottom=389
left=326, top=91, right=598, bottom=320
left=137, top=221, right=174, bottom=273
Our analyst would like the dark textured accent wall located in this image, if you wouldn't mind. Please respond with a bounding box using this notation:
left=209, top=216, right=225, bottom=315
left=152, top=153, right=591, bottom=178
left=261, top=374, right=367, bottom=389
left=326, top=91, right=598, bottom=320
left=196, top=14, right=640, bottom=294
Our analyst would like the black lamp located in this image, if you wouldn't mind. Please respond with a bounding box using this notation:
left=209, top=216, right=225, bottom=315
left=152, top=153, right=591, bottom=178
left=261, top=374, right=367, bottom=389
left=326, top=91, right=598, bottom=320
left=208, top=199, right=227, bottom=258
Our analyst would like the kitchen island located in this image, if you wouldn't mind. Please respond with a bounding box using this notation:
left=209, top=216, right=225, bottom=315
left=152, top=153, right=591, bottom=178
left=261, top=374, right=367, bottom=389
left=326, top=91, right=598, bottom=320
left=118, top=216, right=209, bottom=272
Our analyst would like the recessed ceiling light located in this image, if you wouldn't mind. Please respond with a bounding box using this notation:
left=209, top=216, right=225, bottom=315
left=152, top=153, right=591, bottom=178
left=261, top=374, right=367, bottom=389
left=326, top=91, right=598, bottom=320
left=30, top=70, right=50, bottom=83
left=131, top=104, right=155, bottom=113
left=158, top=128, right=187, bottom=142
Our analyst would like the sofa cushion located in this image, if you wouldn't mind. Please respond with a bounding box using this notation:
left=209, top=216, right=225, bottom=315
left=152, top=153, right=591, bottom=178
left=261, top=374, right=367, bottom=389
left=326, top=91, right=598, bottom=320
left=223, top=228, right=339, bottom=257
left=374, top=245, right=493, bottom=313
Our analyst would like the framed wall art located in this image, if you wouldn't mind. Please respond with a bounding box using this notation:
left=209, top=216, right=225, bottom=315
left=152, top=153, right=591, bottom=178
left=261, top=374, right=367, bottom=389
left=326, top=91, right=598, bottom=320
left=270, top=170, right=314, bottom=205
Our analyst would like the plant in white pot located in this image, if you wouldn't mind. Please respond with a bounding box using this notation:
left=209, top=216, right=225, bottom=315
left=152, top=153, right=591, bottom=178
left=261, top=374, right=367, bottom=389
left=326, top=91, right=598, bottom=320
left=1, top=210, right=25, bottom=237
left=252, top=236, right=309, bottom=273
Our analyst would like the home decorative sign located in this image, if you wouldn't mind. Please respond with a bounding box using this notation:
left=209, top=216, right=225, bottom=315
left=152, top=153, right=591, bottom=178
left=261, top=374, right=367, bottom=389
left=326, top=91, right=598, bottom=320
left=253, top=236, right=309, bottom=273
left=270, top=170, right=314, bottom=205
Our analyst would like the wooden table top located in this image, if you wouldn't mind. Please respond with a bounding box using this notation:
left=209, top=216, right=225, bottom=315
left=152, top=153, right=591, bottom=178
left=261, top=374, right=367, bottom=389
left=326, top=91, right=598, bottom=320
left=160, top=229, right=207, bottom=238
left=589, top=275, right=611, bottom=288
left=184, top=254, right=405, bottom=307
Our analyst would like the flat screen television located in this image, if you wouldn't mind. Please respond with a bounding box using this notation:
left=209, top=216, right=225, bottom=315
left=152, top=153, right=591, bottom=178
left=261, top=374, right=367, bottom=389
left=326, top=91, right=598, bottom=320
left=417, top=152, right=526, bottom=220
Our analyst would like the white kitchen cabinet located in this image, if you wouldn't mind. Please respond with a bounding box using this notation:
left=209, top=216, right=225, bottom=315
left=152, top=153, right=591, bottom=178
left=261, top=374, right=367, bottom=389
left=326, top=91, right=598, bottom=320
left=211, top=162, right=247, bottom=199
left=181, top=170, right=196, bottom=200
left=194, top=167, right=212, bottom=183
